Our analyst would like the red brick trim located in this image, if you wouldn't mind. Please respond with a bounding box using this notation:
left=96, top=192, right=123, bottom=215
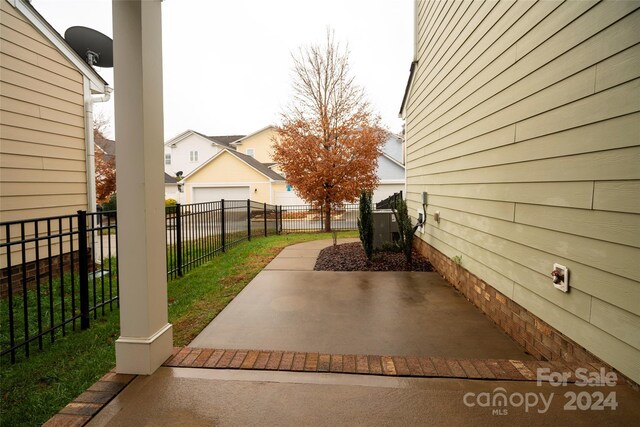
left=163, top=347, right=614, bottom=384
left=413, top=238, right=637, bottom=388
left=43, top=370, right=136, bottom=427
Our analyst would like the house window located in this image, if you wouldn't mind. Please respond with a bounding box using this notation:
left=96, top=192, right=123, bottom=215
left=246, top=148, right=255, bottom=158
left=189, top=151, right=198, bottom=162
left=165, top=153, right=171, bottom=165
left=286, top=184, right=292, bottom=192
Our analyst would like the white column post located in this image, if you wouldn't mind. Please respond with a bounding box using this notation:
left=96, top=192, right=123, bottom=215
left=112, top=0, right=173, bottom=375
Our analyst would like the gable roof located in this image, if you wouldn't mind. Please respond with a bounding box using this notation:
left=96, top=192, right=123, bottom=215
left=208, top=135, right=245, bottom=146
left=184, top=147, right=285, bottom=181
left=164, top=129, right=245, bottom=150
left=94, top=134, right=115, bottom=161
left=164, top=173, right=178, bottom=184
left=230, top=125, right=275, bottom=145
left=9, top=0, right=109, bottom=93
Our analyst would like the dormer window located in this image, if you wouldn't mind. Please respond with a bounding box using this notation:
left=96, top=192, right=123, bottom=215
left=190, top=151, right=198, bottom=162
left=246, top=148, right=255, bottom=158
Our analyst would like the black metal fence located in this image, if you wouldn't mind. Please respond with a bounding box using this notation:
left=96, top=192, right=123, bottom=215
left=279, top=203, right=359, bottom=232
left=1, top=199, right=357, bottom=362
left=166, top=200, right=280, bottom=279
left=0, top=211, right=118, bottom=363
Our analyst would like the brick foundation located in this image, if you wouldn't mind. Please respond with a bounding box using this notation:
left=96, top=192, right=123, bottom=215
left=414, top=238, right=637, bottom=388
left=0, top=250, right=91, bottom=298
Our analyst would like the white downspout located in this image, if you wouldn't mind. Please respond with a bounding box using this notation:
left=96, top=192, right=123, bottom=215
left=83, top=76, right=112, bottom=213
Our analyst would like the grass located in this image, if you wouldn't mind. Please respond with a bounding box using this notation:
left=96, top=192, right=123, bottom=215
left=0, top=231, right=356, bottom=426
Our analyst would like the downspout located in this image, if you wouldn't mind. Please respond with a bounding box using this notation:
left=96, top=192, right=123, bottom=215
left=83, top=76, right=113, bottom=213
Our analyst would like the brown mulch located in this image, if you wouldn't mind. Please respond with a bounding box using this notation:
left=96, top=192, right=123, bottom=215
left=314, top=242, right=433, bottom=272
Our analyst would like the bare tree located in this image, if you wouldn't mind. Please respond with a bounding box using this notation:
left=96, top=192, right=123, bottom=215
left=273, top=30, right=386, bottom=231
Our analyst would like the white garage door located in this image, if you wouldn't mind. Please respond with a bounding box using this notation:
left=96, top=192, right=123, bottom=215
left=192, top=186, right=250, bottom=203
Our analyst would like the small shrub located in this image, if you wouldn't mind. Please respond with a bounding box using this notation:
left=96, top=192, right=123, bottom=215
left=102, top=192, right=117, bottom=214
left=165, top=198, right=177, bottom=215
left=391, top=196, right=415, bottom=265
left=358, top=190, right=374, bottom=260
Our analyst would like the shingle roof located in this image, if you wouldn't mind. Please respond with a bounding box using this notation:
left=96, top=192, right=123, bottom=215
left=94, top=134, right=115, bottom=161
left=164, top=173, right=178, bottom=184
left=207, top=134, right=246, bottom=147
left=225, top=149, right=285, bottom=181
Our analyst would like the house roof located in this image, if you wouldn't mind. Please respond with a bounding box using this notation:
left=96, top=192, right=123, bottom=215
left=208, top=135, right=245, bottom=146
left=399, top=61, right=417, bottom=117
left=184, top=148, right=285, bottom=182
left=164, top=173, right=178, bottom=184
left=94, top=133, right=115, bottom=160
left=226, top=149, right=285, bottom=181
left=11, top=0, right=109, bottom=93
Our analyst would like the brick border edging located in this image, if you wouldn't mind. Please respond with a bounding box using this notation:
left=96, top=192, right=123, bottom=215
left=413, top=239, right=638, bottom=389
left=43, top=370, right=136, bottom=427
left=42, top=346, right=623, bottom=426
left=163, top=347, right=616, bottom=384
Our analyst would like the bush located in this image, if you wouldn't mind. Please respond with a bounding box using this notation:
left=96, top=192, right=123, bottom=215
left=358, top=190, right=374, bottom=260
left=102, top=192, right=117, bottom=212
left=165, top=198, right=177, bottom=214
left=391, top=196, right=415, bottom=265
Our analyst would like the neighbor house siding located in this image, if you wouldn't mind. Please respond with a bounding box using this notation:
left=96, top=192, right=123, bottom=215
left=233, top=127, right=277, bottom=163
left=0, top=0, right=87, bottom=223
left=405, top=0, right=640, bottom=383
left=184, top=151, right=277, bottom=204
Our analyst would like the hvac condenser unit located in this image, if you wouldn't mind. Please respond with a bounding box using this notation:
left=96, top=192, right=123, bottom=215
left=372, top=210, right=399, bottom=249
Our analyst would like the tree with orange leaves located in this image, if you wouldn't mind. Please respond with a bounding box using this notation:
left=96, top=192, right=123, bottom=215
left=94, top=121, right=116, bottom=204
left=273, top=31, right=386, bottom=232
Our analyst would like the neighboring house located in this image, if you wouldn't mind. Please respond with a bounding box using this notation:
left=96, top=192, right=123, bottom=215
left=402, top=1, right=640, bottom=384
left=172, top=124, right=406, bottom=206
left=229, top=125, right=277, bottom=163
left=94, top=132, right=115, bottom=163
left=164, top=173, right=180, bottom=203
left=0, top=0, right=110, bottom=223
left=163, top=129, right=245, bottom=178
left=373, top=133, right=405, bottom=204
left=182, top=148, right=285, bottom=204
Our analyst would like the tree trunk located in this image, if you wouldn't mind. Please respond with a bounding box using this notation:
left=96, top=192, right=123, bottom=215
left=324, top=201, right=332, bottom=232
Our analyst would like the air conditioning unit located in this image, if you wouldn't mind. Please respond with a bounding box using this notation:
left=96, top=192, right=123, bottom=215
left=372, top=210, right=399, bottom=249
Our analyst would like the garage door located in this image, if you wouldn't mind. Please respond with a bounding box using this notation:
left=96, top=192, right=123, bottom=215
left=192, top=186, right=250, bottom=203
left=373, top=184, right=405, bottom=204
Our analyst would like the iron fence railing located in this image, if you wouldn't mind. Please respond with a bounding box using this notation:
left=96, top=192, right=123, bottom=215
left=279, top=203, right=359, bottom=232
left=0, top=211, right=118, bottom=363
left=1, top=199, right=357, bottom=362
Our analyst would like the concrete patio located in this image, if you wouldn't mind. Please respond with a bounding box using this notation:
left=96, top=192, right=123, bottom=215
left=50, top=239, right=640, bottom=426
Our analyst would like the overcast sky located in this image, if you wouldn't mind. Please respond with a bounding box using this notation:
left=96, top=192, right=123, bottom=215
left=32, top=0, right=414, bottom=140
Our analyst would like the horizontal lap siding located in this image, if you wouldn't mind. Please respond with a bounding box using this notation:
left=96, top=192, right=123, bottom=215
left=406, top=0, right=640, bottom=383
left=0, top=0, right=87, bottom=223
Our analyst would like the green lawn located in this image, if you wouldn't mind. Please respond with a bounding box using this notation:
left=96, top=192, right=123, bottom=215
left=0, top=231, right=356, bottom=427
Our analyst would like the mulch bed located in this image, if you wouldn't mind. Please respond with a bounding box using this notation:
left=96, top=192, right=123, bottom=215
left=314, top=242, right=433, bottom=272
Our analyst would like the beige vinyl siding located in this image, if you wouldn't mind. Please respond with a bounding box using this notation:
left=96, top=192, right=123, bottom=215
left=406, top=0, right=640, bottom=383
left=0, top=0, right=88, bottom=225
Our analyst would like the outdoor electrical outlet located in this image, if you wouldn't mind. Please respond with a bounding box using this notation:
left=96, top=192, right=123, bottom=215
left=416, top=209, right=424, bottom=233
left=551, top=263, right=569, bottom=292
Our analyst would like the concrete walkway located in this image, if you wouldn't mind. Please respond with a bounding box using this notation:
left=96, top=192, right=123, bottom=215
left=52, top=239, right=640, bottom=426
left=190, top=239, right=529, bottom=359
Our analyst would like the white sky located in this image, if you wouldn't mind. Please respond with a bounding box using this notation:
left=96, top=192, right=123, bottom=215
left=31, top=0, right=414, bottom=140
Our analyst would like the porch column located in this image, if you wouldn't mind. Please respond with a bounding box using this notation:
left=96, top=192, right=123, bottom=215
left=112, top=0, right=173, bottom=375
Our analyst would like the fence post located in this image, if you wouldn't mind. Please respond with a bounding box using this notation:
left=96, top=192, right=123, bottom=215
left=275, top=205, right=279, bottom=235
left=77, top=210, right=90, bottom=330
left=175, top=203, right=183, bottom=277
left=263, top=203, right=267, bottom=236
left=320, top=205, right=324, bottom=232
left=247, top=199, right=251, bottom=241
left=221, top=199, right=226, bottom=252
